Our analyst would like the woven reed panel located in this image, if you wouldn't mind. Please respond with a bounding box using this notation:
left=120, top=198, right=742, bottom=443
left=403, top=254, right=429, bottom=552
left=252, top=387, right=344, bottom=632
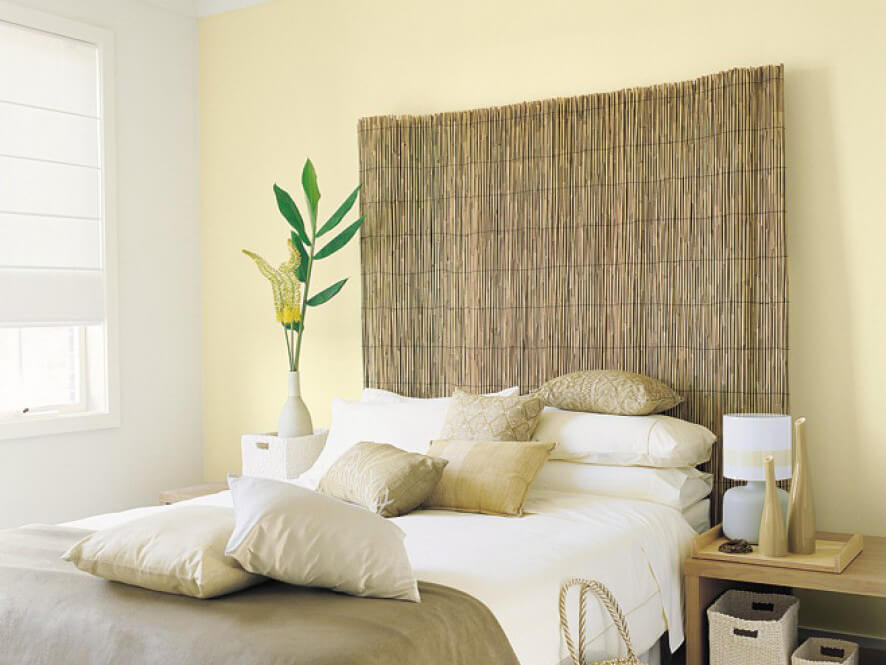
left=358, top=65, right=787, bottom=519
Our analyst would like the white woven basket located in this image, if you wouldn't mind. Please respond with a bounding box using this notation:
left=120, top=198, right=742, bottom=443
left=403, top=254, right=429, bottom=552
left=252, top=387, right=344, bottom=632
left=792, top=637, right=859, bottom=665
left=241, top=431, right=327, bottom=480
left=559, top=578, right=641, bottom=665
left=707, top=590, right=799, bottom=665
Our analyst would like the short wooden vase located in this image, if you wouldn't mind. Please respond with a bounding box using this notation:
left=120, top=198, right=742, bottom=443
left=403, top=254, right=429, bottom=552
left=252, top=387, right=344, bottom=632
left=759, top=455, right=788, bottom=557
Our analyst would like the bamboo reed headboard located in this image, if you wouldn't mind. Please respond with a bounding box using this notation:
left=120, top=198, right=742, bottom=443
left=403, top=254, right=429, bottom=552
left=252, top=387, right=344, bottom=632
left=357, top=65, right=788, bottom=520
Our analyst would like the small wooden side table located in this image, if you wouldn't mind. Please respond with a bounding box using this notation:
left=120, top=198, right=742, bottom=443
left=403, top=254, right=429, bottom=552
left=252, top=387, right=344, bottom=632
left=684, top=531, right=886, bottom=665
left=159, top=481, right=228, bottom=505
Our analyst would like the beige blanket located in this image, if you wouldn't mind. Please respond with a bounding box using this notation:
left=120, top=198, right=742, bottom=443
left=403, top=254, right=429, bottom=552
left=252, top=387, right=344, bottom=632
left=0, top=525, right=520, bottom=665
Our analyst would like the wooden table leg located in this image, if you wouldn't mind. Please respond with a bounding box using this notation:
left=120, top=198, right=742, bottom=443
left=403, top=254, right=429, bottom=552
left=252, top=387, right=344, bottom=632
left=685, top=575, right=734, bottom=665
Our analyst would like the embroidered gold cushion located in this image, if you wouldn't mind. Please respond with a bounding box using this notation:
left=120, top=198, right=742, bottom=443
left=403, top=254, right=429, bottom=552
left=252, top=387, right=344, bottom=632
left=439, top=390, right=543, bottom=441
left=319, top=442, right=448, bottom=517
left=538, top=369, right=682, bottom=416
left=424, top=440, right=555, bottom=516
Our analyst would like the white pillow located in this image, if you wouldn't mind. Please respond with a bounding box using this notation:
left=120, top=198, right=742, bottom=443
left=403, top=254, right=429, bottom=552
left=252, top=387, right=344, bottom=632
left=530, top=461, right=713, bottom=509
left=226, top=475, right=420, bottom=602
left=63, top=506, right=264, bottom=599
left=535, top=407, right=715, bottom=467
left=361, top=385, right=519, bottom=403
left=299, top=398, right=447, bottom=487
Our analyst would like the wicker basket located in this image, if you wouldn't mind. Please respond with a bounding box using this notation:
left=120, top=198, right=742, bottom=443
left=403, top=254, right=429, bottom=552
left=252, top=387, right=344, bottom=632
left=708, top=590, right=799, bottom=665
left=559, top=578, right=641, bottom=665
left=792, top=637, right=859, bottom=664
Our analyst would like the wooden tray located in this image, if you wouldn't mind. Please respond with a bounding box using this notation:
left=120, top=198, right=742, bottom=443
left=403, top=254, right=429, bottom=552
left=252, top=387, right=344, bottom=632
left=692, top=525, right=864, bottom=573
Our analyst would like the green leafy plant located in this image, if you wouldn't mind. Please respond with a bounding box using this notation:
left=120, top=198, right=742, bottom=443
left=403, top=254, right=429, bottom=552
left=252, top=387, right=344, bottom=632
left=244, top=159, right=362, bottom=371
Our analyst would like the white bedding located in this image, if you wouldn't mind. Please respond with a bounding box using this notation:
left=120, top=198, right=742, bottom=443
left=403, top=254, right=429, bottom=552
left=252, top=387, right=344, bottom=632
left=65, top=488, right=696, bottom=665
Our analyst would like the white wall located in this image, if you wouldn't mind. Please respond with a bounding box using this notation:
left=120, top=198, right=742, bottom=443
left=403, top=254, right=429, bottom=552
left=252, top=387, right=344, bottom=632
left=0, top=0, right=202, bottom=528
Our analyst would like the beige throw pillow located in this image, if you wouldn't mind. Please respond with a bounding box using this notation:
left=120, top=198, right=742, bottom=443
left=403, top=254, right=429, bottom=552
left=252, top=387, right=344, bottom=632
left=425, top=439, right=555, bottom=516
left=538, top=369, right=683, bottom=415
left=318, top=442, right=448, bottom=517
left=439, top=390, right=543, bottom=441
left=63, top=506, right=264, bottom=599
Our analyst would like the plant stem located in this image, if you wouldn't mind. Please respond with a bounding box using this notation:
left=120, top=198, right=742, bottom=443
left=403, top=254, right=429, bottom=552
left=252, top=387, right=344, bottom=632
left=293, top=214, right=317, bottom=371
left=282, top=323, right=293, bottom=370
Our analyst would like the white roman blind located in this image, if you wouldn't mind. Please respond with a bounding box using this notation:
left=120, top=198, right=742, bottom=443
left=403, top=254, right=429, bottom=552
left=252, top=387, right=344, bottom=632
left=0, top=17, right=105, bottom=326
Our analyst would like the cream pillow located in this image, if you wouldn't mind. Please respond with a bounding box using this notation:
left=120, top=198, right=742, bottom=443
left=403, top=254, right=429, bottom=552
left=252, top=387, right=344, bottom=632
left=319, top=442, right=448, bottom=517
left=226, top=475, right=420, bottom=602
left=425, top=440, right=555, bottom=516
left=535, top=407, right=715, bottom=467
left=439, top=390, right=544, bottom=441
left=539, top=369, right=683, bottom=415
left=62, top=506, right=263, bottom=599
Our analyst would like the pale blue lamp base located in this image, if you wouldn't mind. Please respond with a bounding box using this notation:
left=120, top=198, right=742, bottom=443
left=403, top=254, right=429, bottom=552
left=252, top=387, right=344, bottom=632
left=722, top=481, right=789, bottom=544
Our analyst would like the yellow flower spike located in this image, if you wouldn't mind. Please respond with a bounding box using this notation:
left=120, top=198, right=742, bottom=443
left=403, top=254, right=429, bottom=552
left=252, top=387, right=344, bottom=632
left=242, top=239, right=302, bottom=324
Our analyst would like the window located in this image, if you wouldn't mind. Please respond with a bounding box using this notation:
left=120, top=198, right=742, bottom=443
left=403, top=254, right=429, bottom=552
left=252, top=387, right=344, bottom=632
left=0, top=5, right=118, bottom=439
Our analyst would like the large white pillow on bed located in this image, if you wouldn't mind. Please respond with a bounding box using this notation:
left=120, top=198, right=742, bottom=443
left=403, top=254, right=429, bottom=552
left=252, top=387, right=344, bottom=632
left=226, top=476, right=420, bottom=602
left=361, top=385, right=519, bottom=403
left=299, top=398, right=447, bottom=487
left=535, top=407, right=715, bottom=467
left=530, top=461, right=713, bottom=510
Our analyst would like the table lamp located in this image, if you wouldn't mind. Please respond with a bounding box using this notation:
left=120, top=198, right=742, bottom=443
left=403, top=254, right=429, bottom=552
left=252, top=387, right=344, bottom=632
left=722, top=414, right=791, bottom=543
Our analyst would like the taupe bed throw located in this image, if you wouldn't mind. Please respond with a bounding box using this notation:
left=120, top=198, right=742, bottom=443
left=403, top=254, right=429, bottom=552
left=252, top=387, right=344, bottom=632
left=0, top=525, right=519, bottom=665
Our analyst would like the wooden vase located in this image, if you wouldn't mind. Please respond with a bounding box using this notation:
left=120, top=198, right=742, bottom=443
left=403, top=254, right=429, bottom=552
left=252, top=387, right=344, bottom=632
left=759, top=455, right=788, bottom=557
left=788, top=417, right=817, bottom=554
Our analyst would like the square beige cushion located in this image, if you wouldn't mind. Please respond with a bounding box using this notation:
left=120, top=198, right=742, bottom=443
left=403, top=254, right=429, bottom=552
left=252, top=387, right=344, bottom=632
left=424, top=439, right=555, bottom=516
left=538, top=369, right=683, bottom=415
left=62, top=506, right=264, bottom=599
left=439, top=390, right=544, bottom=441
left=318, top=442, right=448, bottom=517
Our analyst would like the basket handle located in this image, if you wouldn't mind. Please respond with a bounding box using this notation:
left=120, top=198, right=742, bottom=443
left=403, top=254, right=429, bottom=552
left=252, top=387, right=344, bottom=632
left=559, top=578, right=638, bottom=665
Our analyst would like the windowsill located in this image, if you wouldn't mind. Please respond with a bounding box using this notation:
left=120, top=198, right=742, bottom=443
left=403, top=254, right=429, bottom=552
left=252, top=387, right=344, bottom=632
left=0, top=410, right=119, bottom=441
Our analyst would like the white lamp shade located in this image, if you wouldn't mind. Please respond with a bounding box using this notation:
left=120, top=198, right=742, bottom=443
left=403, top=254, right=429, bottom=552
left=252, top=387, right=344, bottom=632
left=723, top=414, right=792, bottom=481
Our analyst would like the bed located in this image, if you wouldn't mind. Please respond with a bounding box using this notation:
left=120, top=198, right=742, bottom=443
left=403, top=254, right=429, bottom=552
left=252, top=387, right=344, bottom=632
left=37, top=483, right=703, bottom=665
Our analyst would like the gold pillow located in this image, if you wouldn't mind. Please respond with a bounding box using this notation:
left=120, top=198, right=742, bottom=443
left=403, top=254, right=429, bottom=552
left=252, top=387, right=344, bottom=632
left=424, top=439, right=554, bottom=516
left=318, top=442, right=448, bottom=517
left=538, top=369, right=683, bottom=415
left=62, top=506, right=264, bottom=599
left=439, top=390, right=543, bottom=441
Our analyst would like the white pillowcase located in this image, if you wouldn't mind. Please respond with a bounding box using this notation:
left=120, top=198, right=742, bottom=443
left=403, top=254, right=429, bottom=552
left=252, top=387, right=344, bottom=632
left=226, top=475, right=420, bottom=602
left=63, top=506, right=264, bottom=598
left=534, top=407, right=715, bottom=467
left=299, top=398, right=447, bottom=487
left=361, top=385, right=519, bottom=403
left=530, top=461, right=713, bottom=510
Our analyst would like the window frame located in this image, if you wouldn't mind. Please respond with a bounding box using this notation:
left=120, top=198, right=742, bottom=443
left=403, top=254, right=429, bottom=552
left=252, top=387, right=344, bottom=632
left=0, top=2, right=119, bottom=441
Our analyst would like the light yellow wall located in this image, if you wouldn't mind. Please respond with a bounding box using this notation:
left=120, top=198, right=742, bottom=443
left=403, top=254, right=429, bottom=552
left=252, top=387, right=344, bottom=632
left=199, top=0, right=886, bottom=636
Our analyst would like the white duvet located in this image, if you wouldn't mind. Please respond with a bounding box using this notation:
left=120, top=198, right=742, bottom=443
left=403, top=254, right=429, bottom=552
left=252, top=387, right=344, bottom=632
left=66, top=488, right=696, bottom=665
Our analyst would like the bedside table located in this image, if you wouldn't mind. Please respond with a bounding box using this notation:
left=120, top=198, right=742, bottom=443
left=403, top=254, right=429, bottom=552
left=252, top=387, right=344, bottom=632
left=159, top=481, right=228, bottom=505
left=684, top=530, right=886, bottom=665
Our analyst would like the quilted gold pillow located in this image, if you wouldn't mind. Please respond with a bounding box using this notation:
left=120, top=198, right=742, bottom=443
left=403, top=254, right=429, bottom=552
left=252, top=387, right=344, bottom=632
left=425, top=440, right=555, bottom=516
left=538, top=370, right=683, bottom=416
left=318, top=442, right=448, bottom=517
left=439, top=390, right=543, bottom=441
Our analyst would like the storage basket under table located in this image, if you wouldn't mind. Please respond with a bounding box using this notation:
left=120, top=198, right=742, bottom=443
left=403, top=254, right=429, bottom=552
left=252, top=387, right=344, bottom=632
left=241, top=431, right=328, bottom=480
left=792, top=637, right=859, bottom=665
left=707, top=590, right=799, bottom=665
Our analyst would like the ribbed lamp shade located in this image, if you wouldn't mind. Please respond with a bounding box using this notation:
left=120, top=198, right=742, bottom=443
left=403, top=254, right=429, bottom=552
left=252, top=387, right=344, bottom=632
left=723, top=414, right=792, bottom=481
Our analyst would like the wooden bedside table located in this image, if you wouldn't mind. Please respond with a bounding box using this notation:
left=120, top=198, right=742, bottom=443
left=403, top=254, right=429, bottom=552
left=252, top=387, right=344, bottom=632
left=684, top=530, right=886, bottom=665
left=159, top=481, right=228, bottom=505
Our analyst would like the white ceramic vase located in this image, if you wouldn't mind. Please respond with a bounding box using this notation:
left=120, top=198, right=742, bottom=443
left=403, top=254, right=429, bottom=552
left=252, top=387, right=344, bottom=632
left=278, top=371, right=313, bottom=437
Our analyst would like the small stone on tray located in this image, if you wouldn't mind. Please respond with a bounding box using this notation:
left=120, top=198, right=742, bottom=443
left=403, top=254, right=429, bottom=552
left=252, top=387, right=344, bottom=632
left=719, top=538, right=753, bottom=554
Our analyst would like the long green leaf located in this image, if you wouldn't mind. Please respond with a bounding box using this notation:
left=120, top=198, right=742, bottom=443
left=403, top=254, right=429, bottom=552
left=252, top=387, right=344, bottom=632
left=314, top=216, right=363, bottom=260
left=306, top=278, right=347, bottom=307
left=274, top=184, right=310, bottom=246
left=290, top=232, right=309, bottom=282
left=317, top=185, right=360, bottom=237
left=301, top=159, right=320, bottom=225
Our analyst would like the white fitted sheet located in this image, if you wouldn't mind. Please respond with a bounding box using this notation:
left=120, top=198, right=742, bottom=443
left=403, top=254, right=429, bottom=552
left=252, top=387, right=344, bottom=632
left=65, top=488, right=695, bottom=665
